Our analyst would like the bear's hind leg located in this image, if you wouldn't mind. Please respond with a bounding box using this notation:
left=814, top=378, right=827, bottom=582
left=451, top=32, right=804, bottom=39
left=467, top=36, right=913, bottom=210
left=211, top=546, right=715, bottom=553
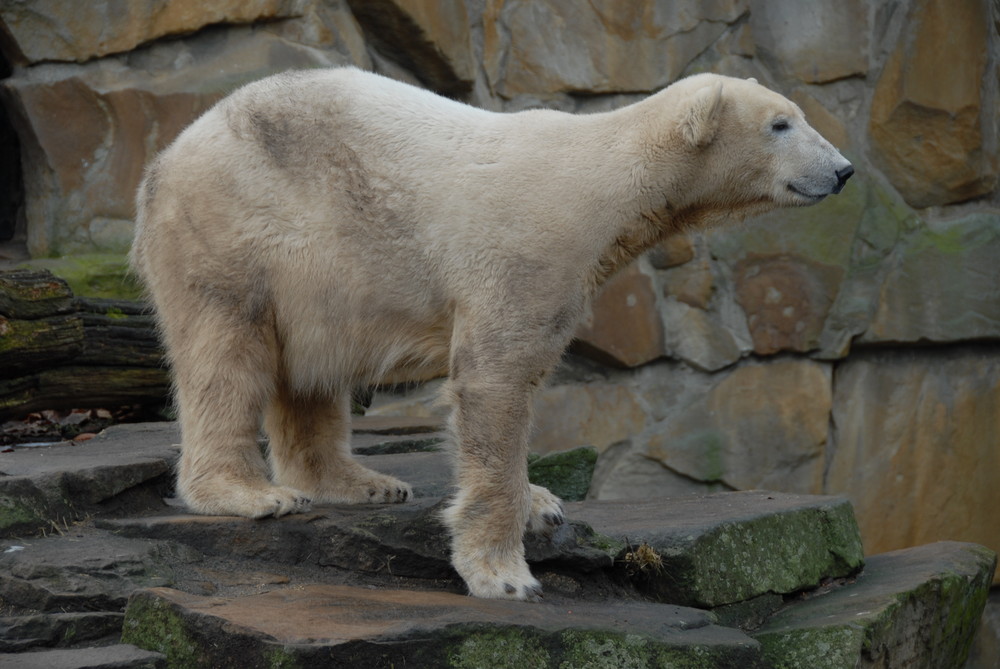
left=172, top=313, right=311, bottom=519
left=264, top=384, right=412, bottom=504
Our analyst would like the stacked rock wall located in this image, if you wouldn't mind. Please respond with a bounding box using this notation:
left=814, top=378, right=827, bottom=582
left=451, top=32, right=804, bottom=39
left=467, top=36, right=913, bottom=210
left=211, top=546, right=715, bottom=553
left=1, top=0, right=998, bottom=578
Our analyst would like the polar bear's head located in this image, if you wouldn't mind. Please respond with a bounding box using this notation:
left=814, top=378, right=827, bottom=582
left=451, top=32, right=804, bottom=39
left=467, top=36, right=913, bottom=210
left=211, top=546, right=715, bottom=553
left=664, top=74, right=853, bottom=213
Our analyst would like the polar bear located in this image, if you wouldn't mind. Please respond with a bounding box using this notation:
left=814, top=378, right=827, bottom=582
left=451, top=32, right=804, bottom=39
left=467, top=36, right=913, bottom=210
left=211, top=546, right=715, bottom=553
left=130, top=68, right=852, bottom=600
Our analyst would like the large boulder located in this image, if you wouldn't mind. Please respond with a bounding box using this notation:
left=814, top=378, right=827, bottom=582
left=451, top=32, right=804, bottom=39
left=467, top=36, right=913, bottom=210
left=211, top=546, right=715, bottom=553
left=827, top=347, right=1000, bottom=584
left=748, top=0, right=869, bottom=83
left=0, top=3, right=367, bottom=256
left=483, top=0, right=749, bottom=99
left=868, top=0, right=998, bottom=208
left=0, top=0, right=307, bottom=64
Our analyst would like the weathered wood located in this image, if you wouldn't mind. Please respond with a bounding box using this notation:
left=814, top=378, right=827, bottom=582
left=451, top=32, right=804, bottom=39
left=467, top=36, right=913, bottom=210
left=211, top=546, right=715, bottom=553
left=0, top=270, right=170, bottom=418
left=0, top=367, right=170, bottom=419
left=0, top=314, right=84, bottom=375
left=0, top=269, right=76, bottom=319
left=76, top=298, right=163, bottom=368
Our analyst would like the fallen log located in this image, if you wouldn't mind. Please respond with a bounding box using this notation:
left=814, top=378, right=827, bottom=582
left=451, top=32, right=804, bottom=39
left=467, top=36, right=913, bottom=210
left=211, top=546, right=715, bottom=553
left=0, top=269, right=169, bottom=420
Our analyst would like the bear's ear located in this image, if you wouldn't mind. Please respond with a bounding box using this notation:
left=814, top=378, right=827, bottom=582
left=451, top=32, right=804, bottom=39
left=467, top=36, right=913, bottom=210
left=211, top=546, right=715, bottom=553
left=681, top=81, right=724, bottom=148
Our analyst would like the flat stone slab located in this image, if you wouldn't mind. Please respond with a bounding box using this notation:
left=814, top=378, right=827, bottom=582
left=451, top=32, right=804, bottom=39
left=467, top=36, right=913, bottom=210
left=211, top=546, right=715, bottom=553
left=0, top=423, right=179, bottom=536
left=754, top=541, right=997, bottom=669
left=0, top=611, right=123, bottom=652
left=0, top=529, right=200, bottom=612
left=98, top=497, right=613, bottom=590
left=569, top=491, right=865, bottom=607
left=0, top=643, right=165, bottom=668
left=0, top=421, right=450, bottom=538
left=121, top=584, right=764, bottom=668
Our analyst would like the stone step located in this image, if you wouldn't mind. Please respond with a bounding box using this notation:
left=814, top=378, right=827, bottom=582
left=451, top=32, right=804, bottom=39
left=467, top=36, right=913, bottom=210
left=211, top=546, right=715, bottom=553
left=0, top=420, right=993, bottom=667
left=120, top=584, right=765, bottom=668
left=754, top=541, right=996, bottom=669
left=568, top=491, right=865, bottom=608
left=0, top=643, right=165, bottom=669
left=0, top=612, right=124, bottom=652
left=0, top=423, right=179, bottom=537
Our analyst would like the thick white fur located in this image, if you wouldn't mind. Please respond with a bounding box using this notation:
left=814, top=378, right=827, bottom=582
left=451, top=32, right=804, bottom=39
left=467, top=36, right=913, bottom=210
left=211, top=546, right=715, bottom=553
left=130, top=68, right=851, bottom=600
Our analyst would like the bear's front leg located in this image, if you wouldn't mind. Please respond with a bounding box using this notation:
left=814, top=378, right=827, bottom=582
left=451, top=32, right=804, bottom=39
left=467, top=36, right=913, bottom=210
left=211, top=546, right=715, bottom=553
left=441, top=373, right=548, bottom=601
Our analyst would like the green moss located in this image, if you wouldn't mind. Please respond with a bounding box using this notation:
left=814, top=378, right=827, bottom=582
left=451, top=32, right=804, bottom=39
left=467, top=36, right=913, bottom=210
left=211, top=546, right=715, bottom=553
left=0, top=495, right=44, bottom=533
left=757, top=626, right=864, bottom=669
left=559, top=631, right=653, bottom=669
left=264, top=645, right=303, bottom=669
left=589, top=531, right=627, bottom=558
left=121, top=594, right=205, bottom=669
left=527, top=446, right=598, bottom=501
left=17, top=253, right=143, bottom=300
left=0, top=315, right=83, bottom=354
left=449, top=628, right=551, bottom=668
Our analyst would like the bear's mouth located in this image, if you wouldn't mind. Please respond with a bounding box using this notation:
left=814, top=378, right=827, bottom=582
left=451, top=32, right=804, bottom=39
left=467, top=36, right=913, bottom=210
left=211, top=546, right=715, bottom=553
left=786, top=183, right=827, bottom=203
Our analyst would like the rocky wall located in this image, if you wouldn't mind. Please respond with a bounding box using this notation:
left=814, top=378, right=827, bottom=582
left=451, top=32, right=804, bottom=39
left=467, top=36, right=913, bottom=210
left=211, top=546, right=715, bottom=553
left=1, top=0, right=999, bottom=584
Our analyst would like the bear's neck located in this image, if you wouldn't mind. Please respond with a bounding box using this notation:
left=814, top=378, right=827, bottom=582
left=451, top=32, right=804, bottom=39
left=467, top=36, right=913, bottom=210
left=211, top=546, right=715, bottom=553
left=566, top=101, right=698, bottom=289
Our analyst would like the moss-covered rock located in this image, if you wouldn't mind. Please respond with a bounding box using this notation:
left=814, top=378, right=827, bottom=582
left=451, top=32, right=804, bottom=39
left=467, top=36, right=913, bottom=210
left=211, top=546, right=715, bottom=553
left=528, top=445, right=598, bottom=502
left=755, top=542, right=997, bottom=669
left=121, top=584, right=764, bottom=668
left=572, top=491, right=864, bottom=608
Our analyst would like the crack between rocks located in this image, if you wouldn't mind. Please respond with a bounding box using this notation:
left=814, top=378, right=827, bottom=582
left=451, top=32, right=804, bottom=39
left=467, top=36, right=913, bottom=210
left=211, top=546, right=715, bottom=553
left=638, top=452, right=737, bottom=491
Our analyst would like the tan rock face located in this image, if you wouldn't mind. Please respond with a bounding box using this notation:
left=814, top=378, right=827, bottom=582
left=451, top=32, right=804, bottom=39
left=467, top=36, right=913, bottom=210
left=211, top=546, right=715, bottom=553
left=735, top=254, right=843, bottom=355
left=828, top=349, right=1000, bottom=582
left=868, top=0, right=997, bottom=208
left=642, top=359, right=831, bottom=494
left=2, top=20, right=361, bottom=256
left=483, top=0, right=748, bottom=97
left=574, top=262, right=664, bottom=368
left=748, top=0, right=868, bottom=83
left=861, top=214, right=1000, bottom=345
left=531, top=381, right=648, bottom=454
left=345, top=0, right=474, bottom=95
left=0, top=0, right=306, bottom=64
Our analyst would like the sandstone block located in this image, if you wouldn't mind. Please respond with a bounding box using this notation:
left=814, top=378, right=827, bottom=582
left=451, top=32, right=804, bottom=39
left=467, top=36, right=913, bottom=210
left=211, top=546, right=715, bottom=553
left=647, top=234, right=695, bottom=269
left=827, top=348, right=1000, bottom=583
left=661, top=257, right=714, bottom=309
left=735, top=253, right=843, bottom=355
left=0, top=0, right=306, bottom=64
left=531, top=379, right=649, bottom=453
left=345, top=0, right=474, bottom=96
left=748, top=0, right=868, bottom=83
left=574, top=262, right=664, bottom=368
left=861, top=213, right=1000, bottom=344
left=642, top=359, right=831, bottom=494
left=868, top=0, right=997, bottom=207
left=660, top=298, right=744, bottom=372
left=2, top=25, right=353, bottom=256
left=483, top=0, right=748, bottom=97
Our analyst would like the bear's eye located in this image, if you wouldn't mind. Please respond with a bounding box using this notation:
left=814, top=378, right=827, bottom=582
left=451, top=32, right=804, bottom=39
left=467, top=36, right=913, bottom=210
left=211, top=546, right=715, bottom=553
left=771, top=120, right=791, bottom=132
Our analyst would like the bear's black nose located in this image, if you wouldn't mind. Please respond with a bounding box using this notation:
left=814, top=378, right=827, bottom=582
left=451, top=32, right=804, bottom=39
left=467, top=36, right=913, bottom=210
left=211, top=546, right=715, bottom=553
left=833, top=164, right=854, bottom=193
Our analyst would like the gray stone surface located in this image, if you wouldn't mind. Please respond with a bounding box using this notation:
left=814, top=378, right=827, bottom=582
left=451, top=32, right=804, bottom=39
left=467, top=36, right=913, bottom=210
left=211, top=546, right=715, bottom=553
left=0, top=420, right=992, bottom=668
left=122, top=584, right=763, bottom=668
left=0, top=612, right=124, bottom=652
left=0, top=423, right=178, bottom=536
left=0, top=644, right=165, bottom=669
left=570, top=491, right=864, bottom=608
left=755, top=542, right=996, bottom=669
left=0, top=529, right=200, bottom=612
